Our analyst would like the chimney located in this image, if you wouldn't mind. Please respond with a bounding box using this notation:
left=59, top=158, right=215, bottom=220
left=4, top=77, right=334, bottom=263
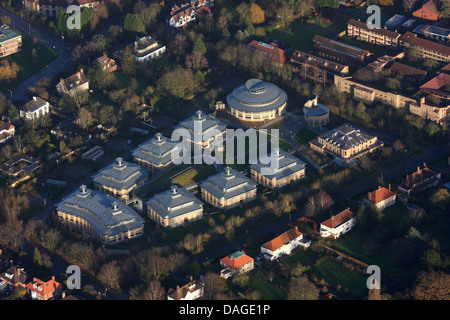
left=33, top=277, right=37, bottom=282
left=116, top=157, right=123, bottom=166
left=170, top=185, right=178, bottom=194
left=62, top=291, right=66, bottom=299
left=33, top=96, right=37, bottom=101
left=17, top=268, right=20, bottom=275
left=176, top=285, right=180, bottom=291
left=80, top=185, right=87, bottom=193
left=112, top=201, right=119, bottom=211
left=52, top=276, right=55, bottom=281
left=388, top=184, right=391, bottom=191
left=190, top=275, right=193, bottom=282
left=155, top=132, right=162, bottom=141
left=225, top=166, right=232, bottom=175
left=420, top=96, right=425, bottom=105
left=0, top=249, right=2, bottom=255
left=196, top=110, right=203, bottom=119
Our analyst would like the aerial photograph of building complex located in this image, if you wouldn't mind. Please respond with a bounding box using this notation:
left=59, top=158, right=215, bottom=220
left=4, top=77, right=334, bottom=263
left=0, top=0, right=448, bottom=311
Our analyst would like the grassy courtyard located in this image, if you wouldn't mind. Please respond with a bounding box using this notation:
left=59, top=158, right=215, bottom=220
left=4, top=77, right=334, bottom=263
left=267, top=18, right=346, bottom=52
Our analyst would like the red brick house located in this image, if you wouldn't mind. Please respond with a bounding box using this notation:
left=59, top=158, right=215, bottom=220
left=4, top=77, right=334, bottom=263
left=413, top=0, right=442, bottom=22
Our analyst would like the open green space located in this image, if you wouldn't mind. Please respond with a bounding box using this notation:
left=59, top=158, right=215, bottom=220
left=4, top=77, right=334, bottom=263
left=267, top=18, right=346, bottom=52
left=248, top=273, right=287, bottom=300
left=294, top=128, right=319, bottom=145
left=0, top=30, right=57, bottom=92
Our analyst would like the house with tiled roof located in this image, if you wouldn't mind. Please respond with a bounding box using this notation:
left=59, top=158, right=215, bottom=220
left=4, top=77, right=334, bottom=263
left=220, top=251, right=254, bottom=278
left=168, top=3, right=197, bottom=28
left=320, top=208, right=356, bottom=239
left=312, top=35, right=372, bottom=66
left=420, top=73, right=450, bottom=101
left=25, top=276, right=62, bottom=300
left=347, top=19, right=401, bottom=48
left=261, top=228, right=310, bottom=261
left=56, top=69, right=89, bottom=96
left=167, top=276, right=204, bottom=300
left=19, top=96, right=50, bottom=121
left=367, top=185, right=396, bottom=210
left=400, top=32, right=450, bottom=63
left=248, top=40, right=287, bottom=64
left=413, top=0, right=442, bottom=22
left=388, top=62, right=427, bottom=84
left=398, top=164, right=441, bottom=195
left=0, top=266, right=27, bottom=288
left=0, top=120, right=14, bottom=144
left=94, top=53, right=117, bottom=72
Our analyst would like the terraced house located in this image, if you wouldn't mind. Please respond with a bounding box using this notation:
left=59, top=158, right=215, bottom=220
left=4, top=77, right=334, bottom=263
left=92, top=157, right=148, bottom=202
left=250, top=148, right=306, bottom=189
left=347, top=19, right=401, bottom=48
left=200, top=167, right=257, bottom=209
left=55, top=185, right=145, bottom=245
left=147, top=185, right=204, bottom=228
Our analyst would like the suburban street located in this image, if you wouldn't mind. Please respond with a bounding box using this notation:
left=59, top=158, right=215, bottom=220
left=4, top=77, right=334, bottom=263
left=0, top=5, right=74, bottom=102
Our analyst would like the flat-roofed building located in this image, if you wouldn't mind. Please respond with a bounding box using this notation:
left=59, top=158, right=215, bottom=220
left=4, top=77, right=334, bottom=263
left=347, top=19, right=401, bottom=48
left=55, top=185, right=145, bottom=245
left=250, top=148, right=306, bottom=189
left=19, top=96, right=50, bottom=121
left=400, top=32, right=450, bottom=63
left=312, top=35, right=372, bottom=66
left=200, top=167, right=257, bottom=209
left=303, top=95, right=330, bottom=127
left=147, top=185, right=204, bottom=228
left=92, top=157, right=148, bottom=202
left=0, top=25, right=22, bottom=58
left=133, top=36, right=166, bottom=63
left=290, top=50, right=349, bottom=84
left=413, top=25, right=450, bottom=44
left=176, top=110, right=227, bottom=149
left=310, top=123, right=383, bottom=161
left=226, top=79, right=288, bottom=123
left=133, top=132, right=179, bottom=173
left=320, top=208, right=356, bottom=239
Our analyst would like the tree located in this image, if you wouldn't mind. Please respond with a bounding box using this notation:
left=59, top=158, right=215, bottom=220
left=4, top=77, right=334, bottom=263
left=412, top=270, right=450, bottom=300
left=193, top=37, right=207, bottom=55
left=97, top=261, right=121, bottom=289
left=429, top=188, right=450, bottom=210
left=287, top=276, right=320, bottom=300
left=185, top=51, right=209, bottom=70
left=141, top=281, right=166, bottom=300
left=249, top=3, right=265, bottom=24
left=157, top=67, right=194, bottom=100
left=44, top=228, right=61, bottom=251
left=402, top=0, right=418, bottom=12
left=124, top=13, right=145, bottom=33
left=121, top=46, right=136, bottom=76
left=0, top=60, right=20, bottom=81
left=276, top=5, right=295, bottom=28
left=33, top=247, right=43, bottom=266
left=77, top=107, right=94, bottom=130
left=201, top=272, right=226, bottom=300
left=296, top=0, right=315, bottom=21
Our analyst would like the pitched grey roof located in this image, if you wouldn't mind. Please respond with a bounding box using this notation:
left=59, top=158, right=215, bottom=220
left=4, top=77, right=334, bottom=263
left=132, top=133, right=179, bottom=165
left=20, top=97, right=49, bottom=113
left=200, top=167, right=257, bottom=200
left=227, top=79, right=288, bottom=113
left=56, top=186, right=145, bottom=237
left=175, top=111, right=227, bottom=142
left=318, top=123, right=377, bottom=150
left=92, top=157, right=148, bottom=190
left=147, top=185, right=203, bottom=219
left=250, top=149, right=306, bottom=180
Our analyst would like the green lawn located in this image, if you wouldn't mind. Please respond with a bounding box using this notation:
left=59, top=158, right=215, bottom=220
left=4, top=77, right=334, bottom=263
left=310, top=257, right=368, bottom=298
left=0, top=30, right=57, bottom=92
left=294, top=128, right=319, bottom=145
left=267, top=18, right=346, bottom=52
left=248, top=273, right=287, bottom=300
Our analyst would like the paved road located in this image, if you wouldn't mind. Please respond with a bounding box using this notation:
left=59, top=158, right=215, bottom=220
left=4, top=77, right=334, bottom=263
left=0, top=6, right=74, bottom=103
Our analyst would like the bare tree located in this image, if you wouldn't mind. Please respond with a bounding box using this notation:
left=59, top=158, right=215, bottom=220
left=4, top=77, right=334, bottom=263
left=97, top=261, right=121, bottom=289
left=402, top=0, right=418, bottom=12
left=276, top=5, right=294, bottom=28
left=142, top=281, right=166, bottom=300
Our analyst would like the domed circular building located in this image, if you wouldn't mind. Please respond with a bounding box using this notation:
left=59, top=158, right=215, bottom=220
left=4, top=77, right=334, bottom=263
left=226, top=79, right=288, bottom=122
left=303, top=95, right=330, bottom=127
